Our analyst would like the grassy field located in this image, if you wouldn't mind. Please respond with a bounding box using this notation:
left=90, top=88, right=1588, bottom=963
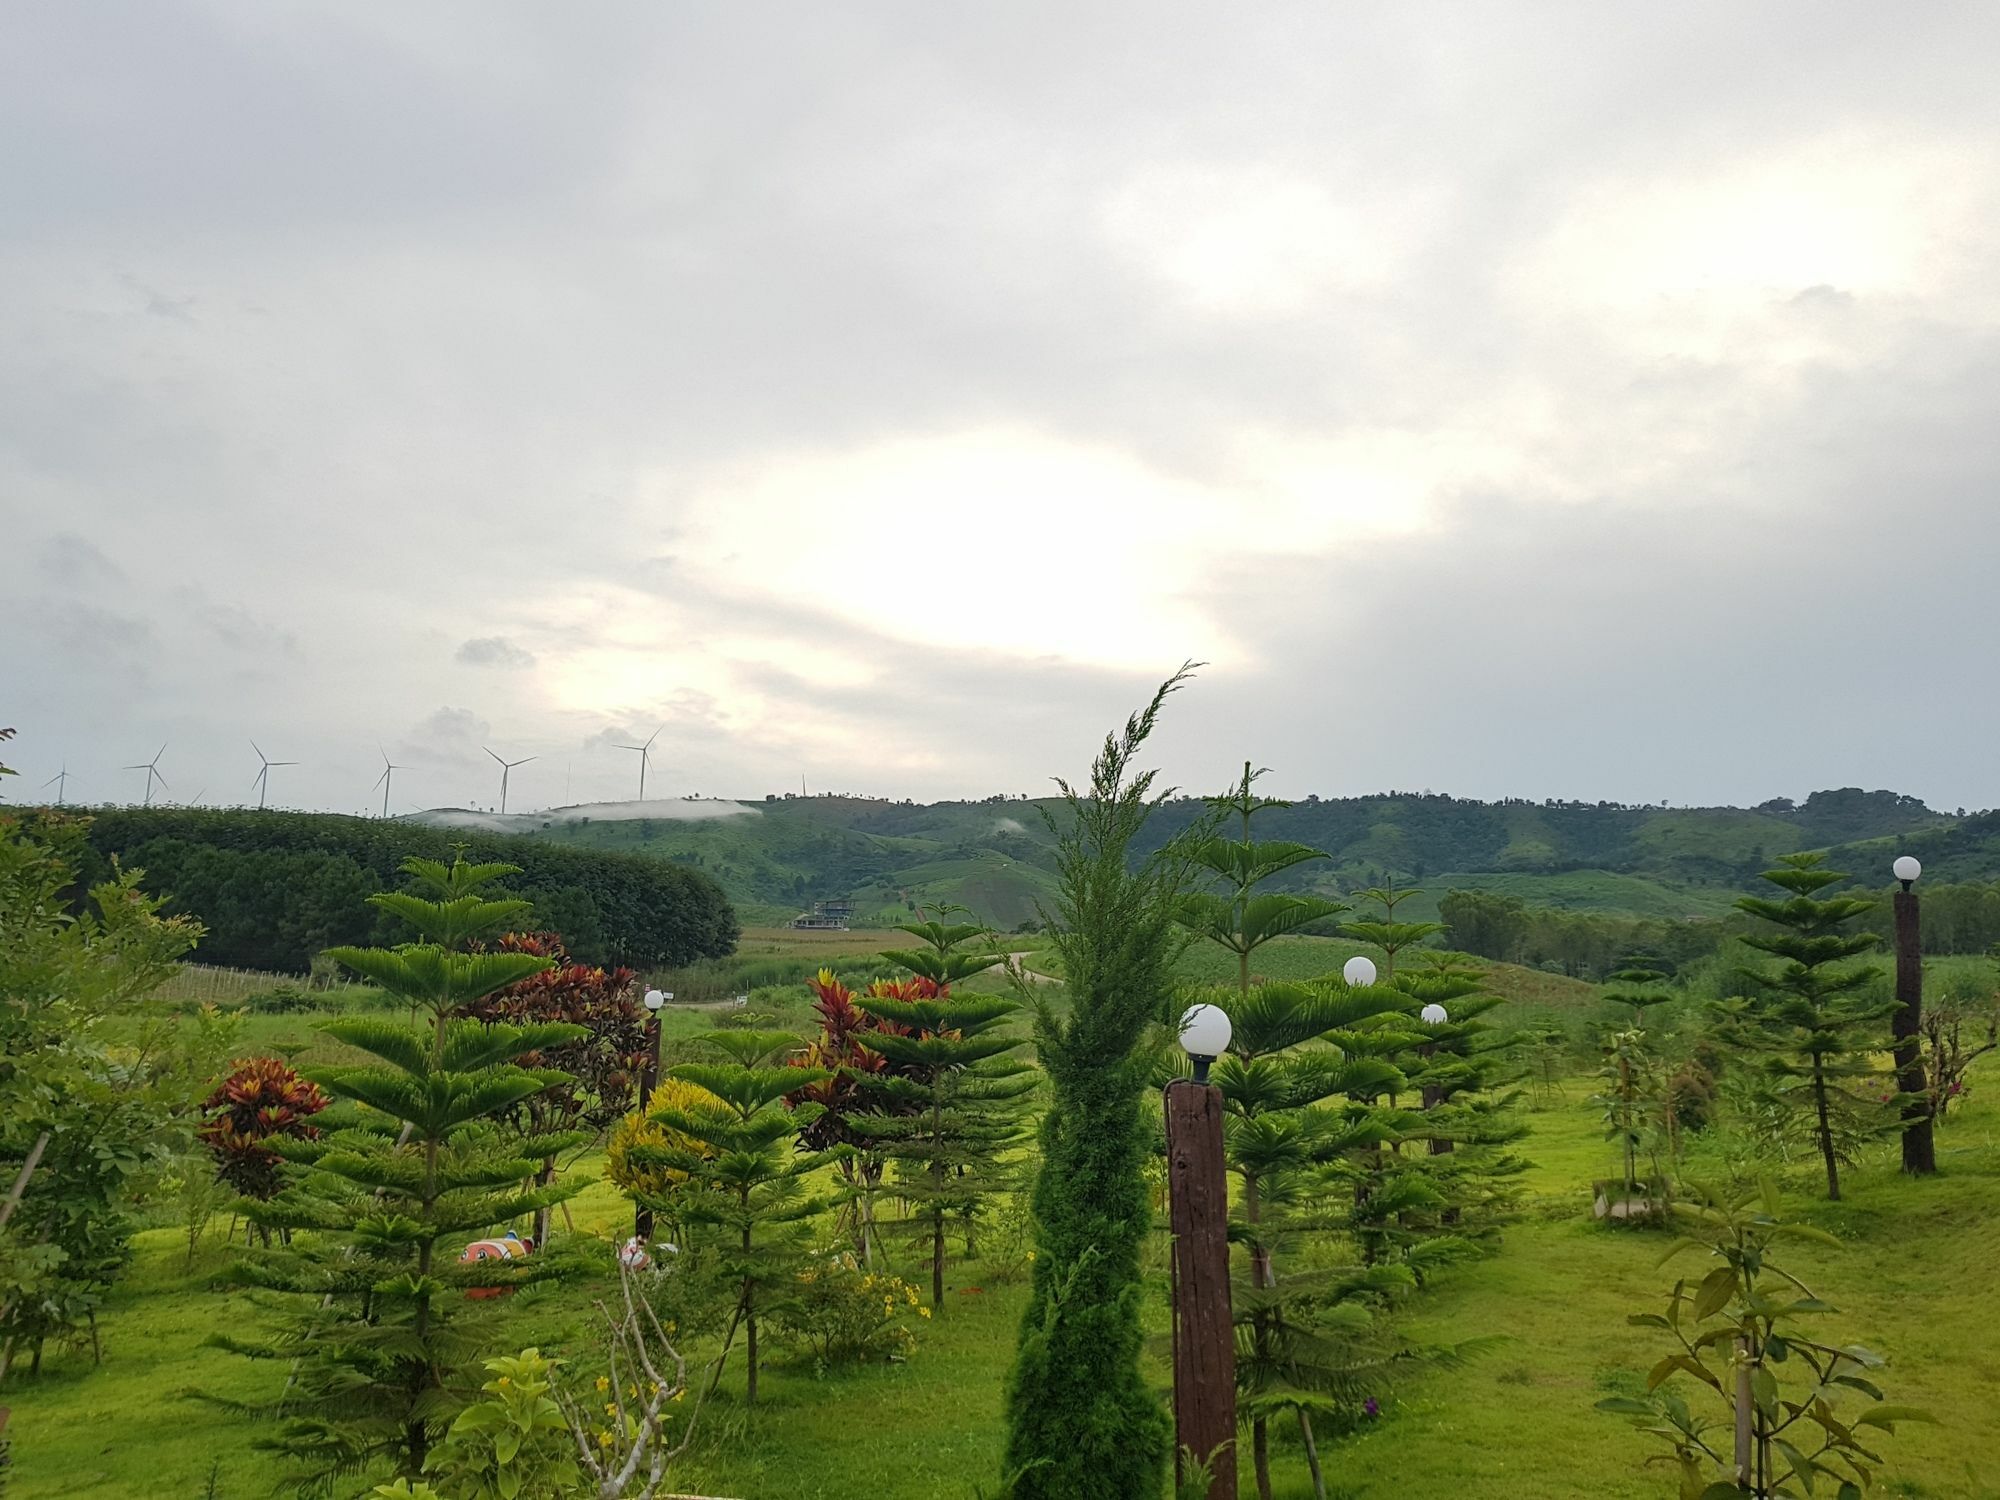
left=12, top=962, right=1996, bottom=1500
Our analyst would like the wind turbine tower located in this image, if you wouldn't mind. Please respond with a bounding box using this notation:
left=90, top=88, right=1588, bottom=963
left=615, top=726, right=663, bottom=800
left=250, top=741, right=299, bottom=810
left=41, top=765, right=69, bottom=805
left=124, top=745, right=169, bottom=806
left=485, top=747, right=536, bottom=815
left=372, top=748, right=406, bottom=818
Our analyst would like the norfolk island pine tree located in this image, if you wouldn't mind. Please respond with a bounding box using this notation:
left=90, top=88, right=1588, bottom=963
left=207, top=856, right=589, bottom=1489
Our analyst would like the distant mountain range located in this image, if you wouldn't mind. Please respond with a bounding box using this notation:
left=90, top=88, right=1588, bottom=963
left=409, top=786, right=1969, bottom=929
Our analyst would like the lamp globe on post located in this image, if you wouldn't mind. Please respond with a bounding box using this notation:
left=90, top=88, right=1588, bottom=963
left=1420, top=1002, right=1449, bottom=1025
left=1894, top=855, right=1921, bottom=891
left=1342, top=955, right=1378, bottom=987
left=1178, top=1003, right=1233, bottom=1084
left=633, top=988, right=671, bottom=1239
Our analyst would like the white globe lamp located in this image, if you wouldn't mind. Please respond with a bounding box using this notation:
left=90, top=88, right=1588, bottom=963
left=1420, top=1003, right=1449, bottom=1025
left=1178, top=1003, right=1233, bottom=1083
left=644, top=988, right=668, bottom=1012
left=1342, top=956, right=1378, bottom=987
left=1893, top=856, right=1921, bottom=890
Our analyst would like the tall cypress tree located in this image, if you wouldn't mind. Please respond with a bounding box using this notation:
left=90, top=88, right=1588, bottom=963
left=214, top=857, right=588, bottom=1489
left=1001, top=670, right=1206, bottom=1500
left=1722, top=853, right=1897, bottom=1201
left=848, top=917, right=1035, bottom=1310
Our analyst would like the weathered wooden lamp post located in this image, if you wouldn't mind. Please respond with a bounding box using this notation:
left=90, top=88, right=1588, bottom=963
left=1167, top=1002, right=1236, bottom=1499
left=1891, top=856, right=1936, bottom=1176
left=633, top=986, right=670, bottom=1238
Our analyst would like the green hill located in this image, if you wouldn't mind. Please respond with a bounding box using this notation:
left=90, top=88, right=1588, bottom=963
left=403, top=785, right=1958, bottom=934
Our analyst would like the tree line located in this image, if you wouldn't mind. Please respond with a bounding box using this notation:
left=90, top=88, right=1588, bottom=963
left=74, top=808, right=740, bottom=972
left=1436, top=877, right=2000, bottom=979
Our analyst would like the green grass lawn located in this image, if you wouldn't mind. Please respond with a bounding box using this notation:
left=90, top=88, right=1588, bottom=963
left=12, top=1004, right=1997, bottom=1498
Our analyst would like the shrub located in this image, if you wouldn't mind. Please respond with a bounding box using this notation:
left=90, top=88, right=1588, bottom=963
left=772, top=1251, right=923, bottom=1370
left=241, top=984, right=329, bottom=1014
left=197, top=1056, right=330, bottom=1202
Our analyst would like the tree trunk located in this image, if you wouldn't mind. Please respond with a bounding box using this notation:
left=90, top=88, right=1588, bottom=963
left=1252, top=1416, right=1272, bottom=1500
left=1297, top=1408, right=1327, bottom=1500
left=1813, top=1068, right=1840, bottom=1202
left=932, top=1213, right=946, bottom=1310
left=534, top=1157, right=556, bottom=1247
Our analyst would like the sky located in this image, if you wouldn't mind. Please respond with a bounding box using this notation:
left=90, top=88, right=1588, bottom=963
left=5, top=2, right=1999, bottom=817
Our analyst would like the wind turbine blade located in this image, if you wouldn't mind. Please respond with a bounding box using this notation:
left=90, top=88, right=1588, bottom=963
left=41, top=771, right=61, bottom=788
left=155, top=771, right=170, bottom=791
left=517, top=756, right=538, bottom=767
left=645, top=726, right=663, bottom=749
left=273, top=760, right=299, bottom=767
left=252, top=740, right=267, bottom=763
left=372, top=769, right=389, bottom=791
left=251, top=769, right=265, bottom=790
left=485, top=747, right=503, bottom=766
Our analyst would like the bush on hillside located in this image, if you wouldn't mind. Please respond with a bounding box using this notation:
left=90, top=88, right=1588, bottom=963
left=74, top=808, right=738, bottom=973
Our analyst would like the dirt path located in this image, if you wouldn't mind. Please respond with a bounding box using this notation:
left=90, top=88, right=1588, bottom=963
left=1007, top=950, right=1059, bottom=985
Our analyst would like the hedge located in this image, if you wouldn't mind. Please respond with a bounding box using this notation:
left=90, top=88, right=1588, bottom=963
left=76, top=808, right=739, bottom=974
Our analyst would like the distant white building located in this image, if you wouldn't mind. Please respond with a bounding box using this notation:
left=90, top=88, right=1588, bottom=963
left=791, top=899, right=854, bottom=931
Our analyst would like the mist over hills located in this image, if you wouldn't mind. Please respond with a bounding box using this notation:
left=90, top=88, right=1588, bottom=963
left=410, top=785, right=1957, bottom=929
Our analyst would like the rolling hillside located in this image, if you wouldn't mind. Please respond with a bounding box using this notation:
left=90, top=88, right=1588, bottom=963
left=408, top=785, right=1957, bottom=931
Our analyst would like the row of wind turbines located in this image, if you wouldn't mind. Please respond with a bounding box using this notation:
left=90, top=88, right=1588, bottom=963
left=42, top=725, right=670, bottom=817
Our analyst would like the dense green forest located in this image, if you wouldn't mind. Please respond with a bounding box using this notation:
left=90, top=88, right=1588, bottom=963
left=75, top=808, right=740, bottom=973
left=416, top=785, right=1959, bottom=951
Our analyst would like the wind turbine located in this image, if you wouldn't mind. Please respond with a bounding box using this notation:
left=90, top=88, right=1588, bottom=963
left=485, top=747, right=535, bottom=814
left=615, top=726, right=663, bottom=800
left=124, top=744, right=169, bottom=806
left=372, top=747, right=406, bottom=819
left=40, top=765, right=68, bottom=804
left=250, top=741, right=299, bottom=810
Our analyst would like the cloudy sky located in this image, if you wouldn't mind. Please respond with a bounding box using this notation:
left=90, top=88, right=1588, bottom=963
left=6, top=2, right=1999, bottom=816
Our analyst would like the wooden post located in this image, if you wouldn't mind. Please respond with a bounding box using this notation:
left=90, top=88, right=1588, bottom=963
left=634, top=1011, right=663, bottom=1239
left=1892, top=889, right=1937, bottom=1175
left=1165, top=1079, right=1236, bottom=1499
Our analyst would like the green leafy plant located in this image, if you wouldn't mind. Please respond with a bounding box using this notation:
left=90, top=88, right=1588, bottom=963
left=1598, top=1177, right=1936, bottom=1497
left=423, top=1348, right=583, bottom=1500
left=1, top=809, right=202, bottom=1384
